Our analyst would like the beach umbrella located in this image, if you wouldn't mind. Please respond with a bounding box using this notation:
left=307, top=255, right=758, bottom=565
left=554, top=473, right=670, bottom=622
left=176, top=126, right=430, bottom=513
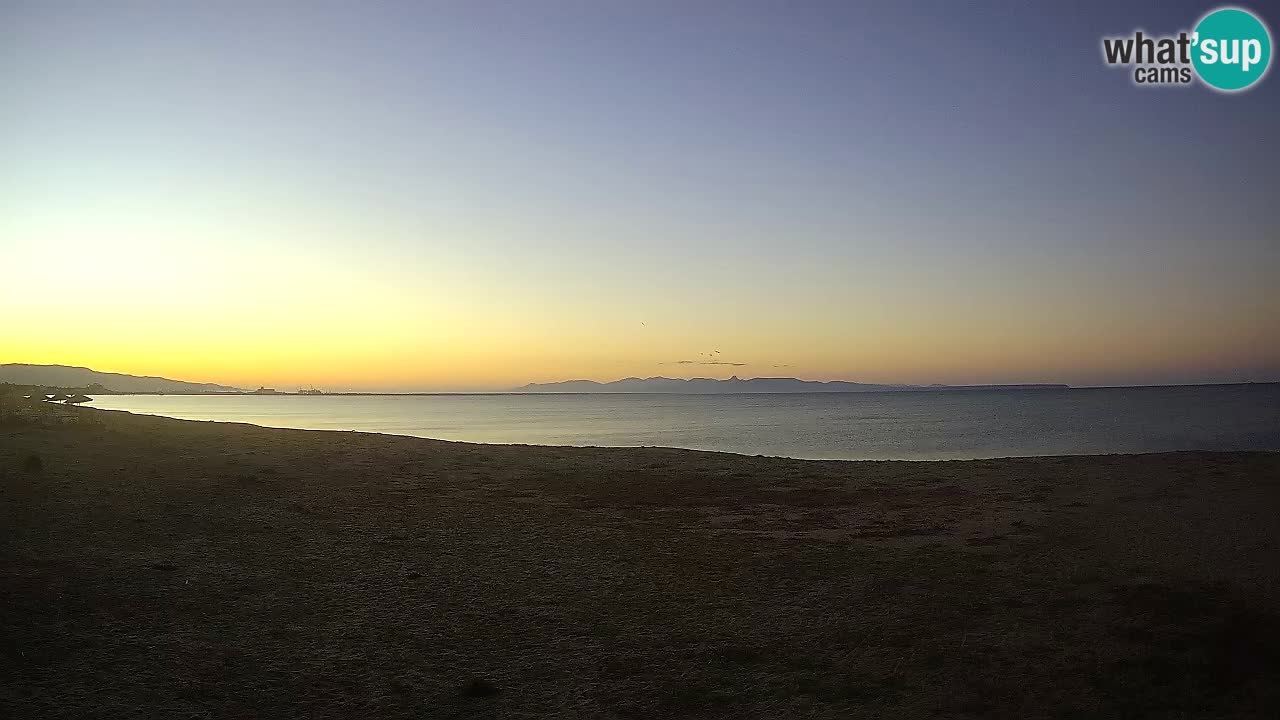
left=65, top=394, right=93, bottom=405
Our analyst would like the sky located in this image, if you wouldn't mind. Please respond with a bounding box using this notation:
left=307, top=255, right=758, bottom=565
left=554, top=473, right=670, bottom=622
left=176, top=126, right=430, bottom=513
left=2, top=0, right=1278, bottom=391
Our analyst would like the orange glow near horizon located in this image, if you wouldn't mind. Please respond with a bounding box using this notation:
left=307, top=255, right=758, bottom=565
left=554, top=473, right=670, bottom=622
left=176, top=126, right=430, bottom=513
left=5, top=220, right=1276, bottom=391
left=5, top=264, right=1278, bottom=391
left=3, top=211, right=1278, bottom=390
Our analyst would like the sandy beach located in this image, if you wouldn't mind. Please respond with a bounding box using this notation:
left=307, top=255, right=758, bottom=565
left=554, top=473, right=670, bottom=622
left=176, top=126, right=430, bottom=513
left=3, top=409, right=1278, bottom=718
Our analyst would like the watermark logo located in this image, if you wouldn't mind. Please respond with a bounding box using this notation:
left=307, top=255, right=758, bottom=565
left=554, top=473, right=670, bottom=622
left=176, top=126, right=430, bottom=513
left=1193, top=7, right=1271, bottom=90
left=1102, top=6, right=1272, bottom=92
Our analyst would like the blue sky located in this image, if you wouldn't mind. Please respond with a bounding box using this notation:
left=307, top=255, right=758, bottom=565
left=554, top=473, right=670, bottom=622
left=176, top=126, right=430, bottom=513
left=2, top=1, right=1277, bottom=389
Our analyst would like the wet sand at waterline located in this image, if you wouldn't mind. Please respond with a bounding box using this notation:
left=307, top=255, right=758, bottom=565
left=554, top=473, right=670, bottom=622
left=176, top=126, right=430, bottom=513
left=3, top=408, right=1278, bottom=718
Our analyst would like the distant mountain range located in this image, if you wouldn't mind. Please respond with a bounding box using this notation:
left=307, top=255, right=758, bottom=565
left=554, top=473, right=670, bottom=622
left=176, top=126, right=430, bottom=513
left=514, top=376, right=1069, bottom=394
left=0, top=364, right=244, bottom=394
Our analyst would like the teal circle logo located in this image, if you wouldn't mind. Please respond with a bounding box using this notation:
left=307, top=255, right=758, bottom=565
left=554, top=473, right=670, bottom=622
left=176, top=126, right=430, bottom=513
left=1192, top=7, right=1272, bottom=91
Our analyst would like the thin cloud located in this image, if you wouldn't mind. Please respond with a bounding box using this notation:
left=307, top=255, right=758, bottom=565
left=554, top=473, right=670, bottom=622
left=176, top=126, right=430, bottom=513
left=663, top=360, right=747, bottom=367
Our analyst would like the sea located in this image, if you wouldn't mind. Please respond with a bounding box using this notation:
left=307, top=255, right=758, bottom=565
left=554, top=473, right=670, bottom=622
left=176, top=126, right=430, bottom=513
left=86, top=384, right=1280, bottom=461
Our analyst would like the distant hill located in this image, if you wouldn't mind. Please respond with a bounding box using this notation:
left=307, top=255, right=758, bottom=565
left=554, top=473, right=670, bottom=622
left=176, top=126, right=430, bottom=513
left=0, top=364, right=243, bottom=394
left=513, top=376, right=1069, bottom=394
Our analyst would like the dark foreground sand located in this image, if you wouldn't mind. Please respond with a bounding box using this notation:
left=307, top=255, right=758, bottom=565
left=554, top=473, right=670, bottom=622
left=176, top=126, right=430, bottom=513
left=3, top=410, right=1279, bottom=718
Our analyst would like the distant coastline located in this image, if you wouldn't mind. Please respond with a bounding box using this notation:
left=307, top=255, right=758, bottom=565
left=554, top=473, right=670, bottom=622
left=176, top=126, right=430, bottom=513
left=0, top=363, right=243, bottom=394
left=59, top=384, right=1278, bottom=397
left=512, top=376, right=1070, bottom=394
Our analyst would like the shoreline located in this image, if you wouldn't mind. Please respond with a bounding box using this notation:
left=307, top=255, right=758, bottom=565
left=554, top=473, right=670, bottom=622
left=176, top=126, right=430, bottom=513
left=4, top=411, right=1279, bottom=717
left=73, top=399, right=1280, bottom=462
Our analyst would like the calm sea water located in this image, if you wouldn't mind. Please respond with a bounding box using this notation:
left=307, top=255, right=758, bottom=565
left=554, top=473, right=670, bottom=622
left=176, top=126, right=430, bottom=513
left=87, top=385, right=1280, bottom=460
